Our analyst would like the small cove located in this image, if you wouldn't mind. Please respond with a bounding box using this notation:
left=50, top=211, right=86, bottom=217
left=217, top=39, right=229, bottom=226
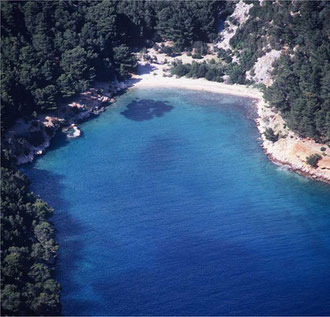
left=24, top=88, right=330, bottom=315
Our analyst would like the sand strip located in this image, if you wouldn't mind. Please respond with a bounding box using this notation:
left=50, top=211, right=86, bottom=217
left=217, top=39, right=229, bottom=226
left=127, top=63, right=330, bottom=184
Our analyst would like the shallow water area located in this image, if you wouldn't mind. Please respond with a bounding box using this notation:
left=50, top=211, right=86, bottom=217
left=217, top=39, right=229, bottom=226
left=24, top=88, right=330, bottom=316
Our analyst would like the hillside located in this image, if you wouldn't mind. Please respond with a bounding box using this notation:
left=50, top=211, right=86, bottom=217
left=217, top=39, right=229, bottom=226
left=220, top=0, right=330, bottom=142
left=1, top=1, right=330, bottom=315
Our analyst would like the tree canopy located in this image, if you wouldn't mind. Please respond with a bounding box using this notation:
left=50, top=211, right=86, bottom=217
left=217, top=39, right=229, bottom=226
left=1, top=168, right=61, bottom=315
left=231, top=0, right=330, bottom=141
left=1, top=0, right=223, bottom=132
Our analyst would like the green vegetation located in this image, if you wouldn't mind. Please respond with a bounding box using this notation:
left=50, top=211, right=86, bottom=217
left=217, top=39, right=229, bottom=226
left=306, top=154, right=322, bottom=168
left=1, top=0, right=143, bottom=132
left=1, top=0, right=225, bottom=132
left=1, top=1, right=225, bottom=315
left=263, top=128, right=279, bottom=143
left=230, top=1, right=330, bottom=142
left=156, top=1, right=222, bottom=50
left=170, top=60, right=225, bottom=82
left=170, top=1, right=330, bottom=142
left=1, top=1, right=329, bottom=314
left=192, top=41, right=209, bottom=58
left=170, top=58, right=249, bottom=85
left=3, top=0, right=327, bottom=140
left=1, top=167, right=60, bottom=315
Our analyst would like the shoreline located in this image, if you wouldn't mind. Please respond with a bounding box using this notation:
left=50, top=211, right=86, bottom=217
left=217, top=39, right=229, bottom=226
left=5, top=61, right=330, bottom=184
left=131, top=73, right=262, bottom=99
left=127, top=65, right=330, bottom=184
left=4, top=81, right=130, bottom=165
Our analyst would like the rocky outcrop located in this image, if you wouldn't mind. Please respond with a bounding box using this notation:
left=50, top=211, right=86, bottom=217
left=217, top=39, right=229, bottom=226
left=4, top=81, right=129, bottom=165
left=215, top=2, right=330, bottom=183
left=246, top=49, right=281, bottom=86
left=63, top=124, right=81, bottom=139
left=216, top=0, right=253, bottom=51
left=217, top=1, right=281, bottom=85
left=255, top=99, right=330, bottom=183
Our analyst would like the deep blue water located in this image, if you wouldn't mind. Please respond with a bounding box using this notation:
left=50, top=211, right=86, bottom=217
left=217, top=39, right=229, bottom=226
left=24, top=88, right=330, bottom=316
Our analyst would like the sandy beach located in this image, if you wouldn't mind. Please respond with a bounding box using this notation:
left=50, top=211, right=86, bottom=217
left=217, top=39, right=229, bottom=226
left=5, top=55, right=330, bottom=183
left=129, top=62, right=330, bottom=184
left=133, top=71, right=262, bottom=99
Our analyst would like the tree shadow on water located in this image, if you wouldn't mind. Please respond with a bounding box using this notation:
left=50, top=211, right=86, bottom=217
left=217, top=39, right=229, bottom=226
left=120, top=99, right=174, bottom=121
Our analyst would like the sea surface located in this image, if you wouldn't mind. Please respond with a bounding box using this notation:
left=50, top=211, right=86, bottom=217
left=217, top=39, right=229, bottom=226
left=24, top=88, right=330, bottom=316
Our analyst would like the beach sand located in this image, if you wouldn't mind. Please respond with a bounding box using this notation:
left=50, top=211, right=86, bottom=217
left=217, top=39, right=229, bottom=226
left=128, top=61, right=330, bottom=183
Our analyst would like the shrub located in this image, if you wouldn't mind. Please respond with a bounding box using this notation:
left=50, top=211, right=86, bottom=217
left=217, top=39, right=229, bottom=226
left=227, top=63, right=246, bottom=84
left=225, top=55, right=233, bottom=63
left=193, top=41, right=208, bottom=56
left=320, top=147, right=326, bottom=152
left=143, top=54, right=151, bottom=61
left=217, top=48, right=233, bottom=63
left=263, top=128, right=279, bottom=142
left=45, top=126, right=54, bottom=137
left=26, top=131, right=45, bottom=147
left=192, top=53, right=202, bottom=59
left=205, top=69, right=216, bottom=81
left=161, top=46, right=174, bottom=56
left=170, top=62, right=191, bottom=77
left=306, top=154, right=322, bottom=168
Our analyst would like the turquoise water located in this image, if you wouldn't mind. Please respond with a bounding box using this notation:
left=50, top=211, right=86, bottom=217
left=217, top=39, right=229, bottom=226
left=24, top=88, right=330, bottom=315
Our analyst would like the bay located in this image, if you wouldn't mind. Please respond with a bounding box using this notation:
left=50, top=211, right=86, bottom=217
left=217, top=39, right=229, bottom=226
left=24, top=88, right=330, bottom=316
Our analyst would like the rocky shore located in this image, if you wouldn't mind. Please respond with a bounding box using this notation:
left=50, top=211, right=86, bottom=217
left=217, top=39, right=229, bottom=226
left=4, top=81, right=130, bottom=165
left=4, top=57, right=330, bottom=184
left=255, top=98, right=330, bottom=184
left=130, top=59, right=330, bottom=184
